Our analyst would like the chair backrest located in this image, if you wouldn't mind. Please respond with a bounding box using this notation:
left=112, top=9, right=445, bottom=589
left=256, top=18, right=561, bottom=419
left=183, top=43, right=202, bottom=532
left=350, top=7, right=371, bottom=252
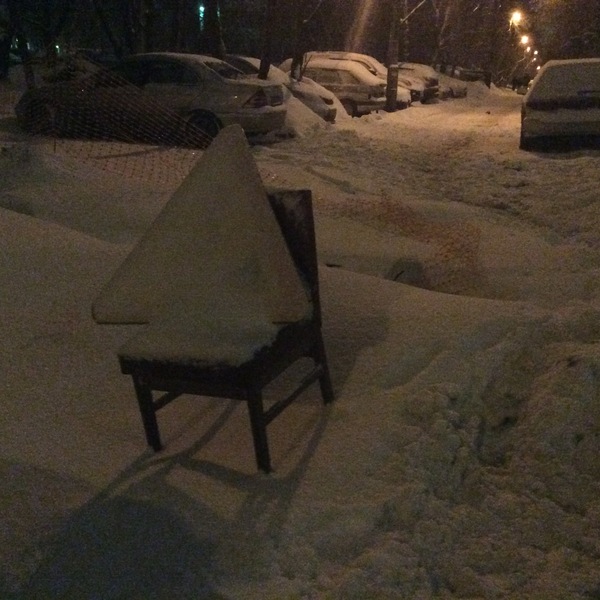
left=266, top=188, right=322, bottom=326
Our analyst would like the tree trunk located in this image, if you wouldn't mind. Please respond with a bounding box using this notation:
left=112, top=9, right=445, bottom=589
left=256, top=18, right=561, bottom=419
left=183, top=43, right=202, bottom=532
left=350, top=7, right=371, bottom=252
left=200, top=0, right=226, bottom=58
left=402, top=0, right=409, bottom=61
left=6, top=0, right=35, bottom=89
left=385, top=0, right=400, bottom=112
left=485, top=0, right=503, bottom=85
left=430, top=0, right=456, bottom=66
left=258, top=0, right=278, bottom=79
left=91, top=0, right=125, bottom=59
left=0, top=13, right=12, bottom=80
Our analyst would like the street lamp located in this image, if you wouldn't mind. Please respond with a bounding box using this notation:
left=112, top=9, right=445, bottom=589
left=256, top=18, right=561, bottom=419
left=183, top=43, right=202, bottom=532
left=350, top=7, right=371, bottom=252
left=510, top=10, right=522, bottom=28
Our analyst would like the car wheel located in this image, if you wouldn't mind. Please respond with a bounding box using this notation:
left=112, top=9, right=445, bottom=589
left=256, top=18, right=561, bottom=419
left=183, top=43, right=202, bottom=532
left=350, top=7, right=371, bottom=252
left=341, top=99, right=357, bottom=117
left=184, top=111, right=222, bottom=148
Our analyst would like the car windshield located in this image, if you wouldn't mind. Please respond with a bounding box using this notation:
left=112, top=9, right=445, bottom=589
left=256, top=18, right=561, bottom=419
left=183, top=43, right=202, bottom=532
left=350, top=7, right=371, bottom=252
left=202, top=60, right=243, bottom=80
left=529, top=61, right=600, bottom=101
left=225, top=56, right=260, bottom=75
left=86, top=68, right=132, bottom=88
left=358, top=62, right=379, bottom=77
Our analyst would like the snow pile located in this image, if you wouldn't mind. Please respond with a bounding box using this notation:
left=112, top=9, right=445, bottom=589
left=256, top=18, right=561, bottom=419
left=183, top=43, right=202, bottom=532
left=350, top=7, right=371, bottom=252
left=1, top=78, right=600, bottom=599
left=283, top=95, right=335, bottom=137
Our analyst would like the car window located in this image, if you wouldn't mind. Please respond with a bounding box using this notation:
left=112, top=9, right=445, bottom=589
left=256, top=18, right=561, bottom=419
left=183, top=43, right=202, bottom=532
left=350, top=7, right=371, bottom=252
left=144, top=61, right=199, bottom=85
left=113, top=61, right=147, bottom=86
left=305, top=68, right=339, bottom=84
left=353, top=60, right=378, bottom=76
left=338, top=70, right=360, bottom=85
left=202, top=60, right=243, bottom=80
left=225, top=56, right=258, bottom=75
left=87, top=68, right=131, bottom=88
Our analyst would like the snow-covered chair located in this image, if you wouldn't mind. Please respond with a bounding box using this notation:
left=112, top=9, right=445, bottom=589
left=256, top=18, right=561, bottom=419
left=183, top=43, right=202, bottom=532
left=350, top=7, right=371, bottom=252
left=118, top=188, right=333, bottom=472
left=93, top=125, right=333, bottom=472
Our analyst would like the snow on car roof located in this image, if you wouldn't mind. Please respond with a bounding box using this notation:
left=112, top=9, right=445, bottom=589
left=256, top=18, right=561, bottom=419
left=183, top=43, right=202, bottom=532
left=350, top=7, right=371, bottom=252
left=227, top=55, right=336, bottom=101
left=301, top=53, right=428, bottom=91
left=230, top=55, right=289, bottom=84
left=302, top=57, right=384, bottom=86
left=399, top=62, right=438, bottom=78
left=527, top=58, right=600, bottom=100
left=135, top=52, right=245, bottom=77
left=306, top=51, right=388, bottom=77
left=136, top=51, right=217, bottom=63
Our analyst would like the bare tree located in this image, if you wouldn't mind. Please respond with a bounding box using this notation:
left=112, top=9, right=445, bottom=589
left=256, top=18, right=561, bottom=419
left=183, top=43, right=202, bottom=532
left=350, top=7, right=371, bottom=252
left=168, top=0, right=201, bottom=52
left=286, top=0, right=330, bottom=79
left=199, top=0, right=226, bottom=58
left=532, top=0, right=600, bottom=59
left=88, top=0, right=158, bottom=57
left=385, top=0, right=400, bottom=111
left=430, top=0, right=466, bottom=67
left=0, top=8, right=13, bottom=80
left=258, top=0, right=278, bottom=79
left=90, top=0, right=125, bottom=58
left=6, top=0, right=36, bottom=88
left=6, top=0, right=73, bottom=80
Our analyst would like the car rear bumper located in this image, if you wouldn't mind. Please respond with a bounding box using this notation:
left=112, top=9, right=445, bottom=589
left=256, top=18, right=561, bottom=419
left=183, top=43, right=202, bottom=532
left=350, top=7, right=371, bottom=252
left=312, top=105, right=337, bottom=122
left=522, top=109, right=600, bottom=139
left=395, top=88, right=412, bottom=107
left=421, top=86, right=439, bottom=102
left=407, top=89, right=422, bottom=102
left=355, top=98, right=386, bottom=114
left=322, top=107, right=337, bottom=122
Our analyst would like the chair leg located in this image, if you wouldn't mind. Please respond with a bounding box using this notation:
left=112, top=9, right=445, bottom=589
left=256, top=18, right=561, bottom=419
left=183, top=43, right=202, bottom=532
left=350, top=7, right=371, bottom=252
left=132, top=376, right=163, bottom=452
left=315, top=336, right=334, bottom=404
left=246, top=392, right=271, bottom=473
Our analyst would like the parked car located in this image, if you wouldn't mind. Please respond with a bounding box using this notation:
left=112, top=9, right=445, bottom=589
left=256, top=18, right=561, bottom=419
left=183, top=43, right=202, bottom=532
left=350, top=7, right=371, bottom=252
left=520, top=58, right=600, bottom=151
left=438, top=72, right=468, bottom=98
left=279, top=56, right=386, bottom=117
left=285, top=51, right=413, bottom=108
left=395, top=62, right=440, bottom=102
left=15, top=52, right=287, bottom=146
left=224, top=54, right=337, bottom=122
left=451, top=66, right=490, bottom=83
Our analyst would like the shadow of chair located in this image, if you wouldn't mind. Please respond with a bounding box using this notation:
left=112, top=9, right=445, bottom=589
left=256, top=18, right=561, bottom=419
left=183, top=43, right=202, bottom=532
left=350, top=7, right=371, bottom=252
left=117, top=189, right=334, bottom=473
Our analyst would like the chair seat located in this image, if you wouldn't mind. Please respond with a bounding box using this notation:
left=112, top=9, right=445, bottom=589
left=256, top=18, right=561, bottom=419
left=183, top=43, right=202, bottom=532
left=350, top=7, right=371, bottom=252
left=118, top=318, right=331, bottom=472
left=119, top=319, right=320, bottom=395
left=118, top=310, right=288, bottom=367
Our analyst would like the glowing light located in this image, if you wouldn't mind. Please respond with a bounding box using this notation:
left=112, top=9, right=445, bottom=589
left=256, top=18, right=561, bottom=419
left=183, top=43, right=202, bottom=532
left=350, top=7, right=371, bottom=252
left=510, top=10, right=522, bottom=27
left=345, top=0, right=377, bottom=51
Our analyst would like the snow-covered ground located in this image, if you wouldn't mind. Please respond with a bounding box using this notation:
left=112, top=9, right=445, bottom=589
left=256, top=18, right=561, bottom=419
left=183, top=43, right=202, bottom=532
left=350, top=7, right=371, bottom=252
left=1, top=72, right=600, bottom=599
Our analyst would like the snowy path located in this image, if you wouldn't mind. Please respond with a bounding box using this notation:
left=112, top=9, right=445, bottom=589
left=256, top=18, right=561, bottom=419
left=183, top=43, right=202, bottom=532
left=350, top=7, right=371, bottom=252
left=255, top=92, right=600, bottom=307
left=2, top=81, right=600, bottom=600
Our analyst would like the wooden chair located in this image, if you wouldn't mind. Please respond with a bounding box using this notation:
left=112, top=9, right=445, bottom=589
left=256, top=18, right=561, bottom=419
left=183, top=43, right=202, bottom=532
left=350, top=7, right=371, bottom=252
left=118, top=189, right=334, bottom=473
